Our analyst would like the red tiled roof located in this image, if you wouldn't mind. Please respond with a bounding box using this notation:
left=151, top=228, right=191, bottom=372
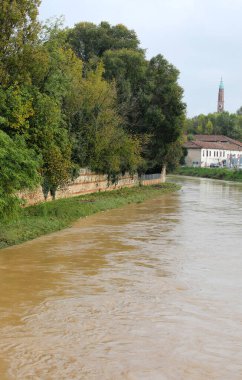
left=193, top=134, right=242, bottom=147
left=184, top=141, right=201, bottom=149
left=184, top=135, right=242, bottom=151
left=194, top=134, right=228, bottom=142
left=223, top=136, right=242, bottom=147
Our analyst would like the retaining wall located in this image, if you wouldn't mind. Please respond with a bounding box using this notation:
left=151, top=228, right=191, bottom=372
left=20, top=169, right=164, bottom=206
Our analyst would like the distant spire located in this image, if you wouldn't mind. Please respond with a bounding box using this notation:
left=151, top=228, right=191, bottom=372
left=219, top=77, right=224, bottom=90
left=217, top=77, right=224, bottom=112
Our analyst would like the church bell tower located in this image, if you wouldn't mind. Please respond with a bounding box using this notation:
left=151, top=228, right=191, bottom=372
left=217, top=78, right=224, bottom=112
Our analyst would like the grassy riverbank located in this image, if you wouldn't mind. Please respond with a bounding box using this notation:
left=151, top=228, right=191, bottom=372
left=174, top=167, right=242, bottom=182
left=0, top=183, right=180, bottom=250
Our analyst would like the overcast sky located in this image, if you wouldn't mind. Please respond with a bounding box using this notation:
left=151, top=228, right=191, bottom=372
left=39, top=0, right=242, bottom=117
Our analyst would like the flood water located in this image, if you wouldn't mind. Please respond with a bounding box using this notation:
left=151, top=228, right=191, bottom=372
left=0, top=176, right=242, bottom=379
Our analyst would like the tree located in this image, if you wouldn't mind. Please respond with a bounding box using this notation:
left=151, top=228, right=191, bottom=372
left=70, top=64, right=142, bottom=178
left=67, top=21, right=140, bottom=64
left=102, top=48, right=147, bottom=132
left=236, top=106, right=242, bottom=115
left=68, top=23, right=187, bottom=175
left=0, top=0, right=41, bottom=85
left=42, top=144, right=71, bottom=200
left=0, top=14, right=187, bottom=196
left=0, top=84, right=34, bottom=135
left=213, top=112, right=234, bottom=136
left=25, top=89, right=72, bottom=199
left=205, top=120, right=213, bottom=134
left=141, top=55, right=186, bottom=172
left=186, top=112, right=242, bottom=142
left=23, top=27, right=83, bottom=198
left=0, top=130, right=40, bottom=218
left=164, top=139, right=185, bottom=171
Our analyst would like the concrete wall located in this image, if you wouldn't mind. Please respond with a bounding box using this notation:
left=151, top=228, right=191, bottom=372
left=20, top=169, right=164, bottom=206
left=185, top=149, right=201, bottom=167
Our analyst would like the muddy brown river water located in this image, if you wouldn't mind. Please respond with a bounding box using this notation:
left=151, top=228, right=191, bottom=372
left=0, top=176, right=242, bottom=380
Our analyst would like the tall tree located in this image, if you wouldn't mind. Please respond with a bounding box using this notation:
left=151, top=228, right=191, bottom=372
left=67, top=21, right=140, bottom=64
left=141, top=55, right=186, bottom=172
left=102, top=48, right=147, bottom=133
left=70, top=64, right=141, bottom=179
left=0, top=0, right=41, bottom=84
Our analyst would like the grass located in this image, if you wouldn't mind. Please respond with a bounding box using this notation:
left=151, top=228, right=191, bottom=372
left=174, top=167, right=242, bottom=182
left=0, top=183, right=180, bottom=250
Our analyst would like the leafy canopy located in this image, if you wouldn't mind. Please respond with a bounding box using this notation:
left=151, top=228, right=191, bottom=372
left=0, top=130, right=40, bottom=218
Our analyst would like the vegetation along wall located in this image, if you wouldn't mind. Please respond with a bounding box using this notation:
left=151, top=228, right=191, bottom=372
left=20, top=169, right=164, bottom=206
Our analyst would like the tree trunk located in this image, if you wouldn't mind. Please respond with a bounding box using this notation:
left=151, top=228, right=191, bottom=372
left=161, top=164, right=166, bottom=183
left=50, top=186, right=57, bottom=201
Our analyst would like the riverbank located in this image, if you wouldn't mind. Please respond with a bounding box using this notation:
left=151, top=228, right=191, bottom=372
left=0, top=183, right=180, bottom=250
left=174, top=167, right=242, bottom=182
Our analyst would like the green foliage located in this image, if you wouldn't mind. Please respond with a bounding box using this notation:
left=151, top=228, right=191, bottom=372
left=205, top=120, right=213, bottom=134
left=0, top=10, right=186, bottom=210
left=102, top=48, right=147, bottom=132
left=0, top=84, right=34, bottom=134
left=42, top=144, right=72, bottom=200
left=165, top=139, right=186, bottom=171
left=70, top=63, right=142, bottom=177
left=103, top=49, right=146, bottom=90
left=236, top=106, right=242, bottom=115
left=0, top=0, right=40, bottom=85
left=25, top=90, right=72, bottom=197
left=67, top=21, right=140, bottom=63
left=140, top=55, right=186, bottom=171
left=0, top=130, right=40, bottom=219
left=186, top=111, right=242, bottom=141
left=175, top=166, right=242, bottom=182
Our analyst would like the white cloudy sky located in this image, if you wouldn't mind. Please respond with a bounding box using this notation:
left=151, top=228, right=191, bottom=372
left=39, top=0, right=242, bottom=117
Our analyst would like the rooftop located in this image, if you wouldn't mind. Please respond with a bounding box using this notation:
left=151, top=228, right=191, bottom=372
left=184, top=135, right=242, bottom=151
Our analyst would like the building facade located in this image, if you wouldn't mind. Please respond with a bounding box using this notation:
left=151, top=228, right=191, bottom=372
left=184, top=135, right=242, bottom=168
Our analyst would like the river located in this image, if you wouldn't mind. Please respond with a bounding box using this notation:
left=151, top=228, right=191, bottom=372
left=0, top=176, right=241, bottom=380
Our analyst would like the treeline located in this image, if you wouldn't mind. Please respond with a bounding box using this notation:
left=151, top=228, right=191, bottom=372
left=186, top=111, right=242, bottom=141
left=0, top=0, right=186, bottom=218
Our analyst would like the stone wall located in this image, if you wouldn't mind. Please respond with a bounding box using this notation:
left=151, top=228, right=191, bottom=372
left=20, top=169, right=164, bottom=206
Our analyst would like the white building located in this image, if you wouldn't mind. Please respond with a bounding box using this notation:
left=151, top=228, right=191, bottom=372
left=184, top=135, right=242, bottom=168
